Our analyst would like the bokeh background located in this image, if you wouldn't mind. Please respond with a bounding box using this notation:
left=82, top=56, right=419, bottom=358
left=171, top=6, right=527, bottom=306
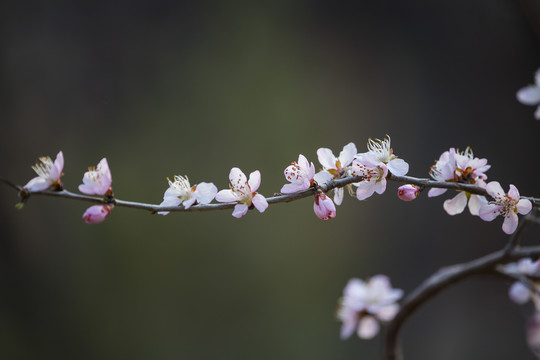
left=2, top=1, right=540, bottom=359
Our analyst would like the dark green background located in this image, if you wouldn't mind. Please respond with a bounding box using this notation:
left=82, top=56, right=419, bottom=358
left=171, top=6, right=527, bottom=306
left=2, top=1, right=540, bottom=359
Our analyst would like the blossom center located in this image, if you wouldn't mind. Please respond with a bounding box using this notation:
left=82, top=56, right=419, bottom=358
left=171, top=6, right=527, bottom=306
left=32, top=156, right=53, bottom=179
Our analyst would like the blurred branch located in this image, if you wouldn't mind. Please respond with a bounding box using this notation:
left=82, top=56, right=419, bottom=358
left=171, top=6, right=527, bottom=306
left=384, top=217, right=537, bottom=360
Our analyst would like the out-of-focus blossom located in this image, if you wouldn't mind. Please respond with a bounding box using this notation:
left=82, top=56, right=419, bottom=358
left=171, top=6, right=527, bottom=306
left=516, top=68, right=540, bottom=120
left=479, top=182, right=532, bottom=234
left=281, top=154, right=316, bottom=194
left=314, top=142, right=357, bottom=205
left=82, top=205, right=111, bottom=224
left=313, top=193, right=336, bottom=220
left=79, top=158, right=112, bottom=196
left=397, top=184, right=419, bottom=201
left=504, top=258, right=540, bottom=308
left=357, top=136, right=408, bottom=176
left=23, top=151, right=64, bottom=192
left=429, top=147, right=489, bottom=216
left=527, top=313, right=540, bottom=358
left=350, top=154, right=389, bottom=200
left=337, top=275, right=403, bottom=340
left=216, top=168, right=268, bottom=218
left=158, top=175, right=217, bottom=215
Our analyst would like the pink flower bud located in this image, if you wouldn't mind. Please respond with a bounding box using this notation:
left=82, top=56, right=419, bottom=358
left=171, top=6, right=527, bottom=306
left=82, top=205, right=111, bottom=224
left=397, top=184, right=419, bottom=201
left=313, top=193, right=336, bottom=220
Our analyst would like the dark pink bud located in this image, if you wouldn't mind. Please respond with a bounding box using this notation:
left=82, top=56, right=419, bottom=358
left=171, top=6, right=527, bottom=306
left=397, top=184, right=419, bottom=201
left=82, top=205, right=111, bottom=224
left=313, top=193, right=336, bottom=220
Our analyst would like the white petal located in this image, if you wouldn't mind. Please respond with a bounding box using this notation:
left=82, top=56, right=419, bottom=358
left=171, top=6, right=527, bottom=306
left=215, top=189, right=238, bottom=203
left=373, top=178, right=387, bottom=195
left=49, top=151, right=64, bottom=181
left=376, top=304, right=400, bottom=321
left=356, top=181, right=376, bottom=200
left=317, top=148, right=337, bottom=170
left=24, top=177, right=50, bottom=192
left=194, top=182, right=218, bottom=204
left=357, top=316, right=380, bottom=339
left=502, top=212, right=519, bottom=234
left=313, top=171, right=333, bottom=185
left=443, top=192, right=468, bottom=215
left=509, top=282, right=531, bottom=304
left=338, top=142, right=357, bottom=166
left=298, top=154, right=309, bottom=170
left=252, top=193, right=268, bottom=213
left=157, top=197, right=182, bottom=215
left=468, top=194, right=487, bottom=216
left=517, top=199, right=533, bottom=215
left=428, top=188, right=447, bottom=197
left=387, top=158, right=409, bottom=176
left=508, top=184, right=520, bottom=201
left=485, top=181, right=504, bottom=198
left=517, top=85, right=540, bottom=105
left=334, top=187, right=344, bottom=206
left=232, top=203, right=249, bottom=218
left=182, top=197, right=197, bottom=209
left=281, top=183, right=306, bottom=194
left=248, top=170, right=261, bottom=192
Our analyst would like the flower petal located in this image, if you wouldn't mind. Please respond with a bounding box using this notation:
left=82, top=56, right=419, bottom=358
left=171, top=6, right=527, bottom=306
left=24, top=176, right=51, bottom=192
left=357, top=316, right=380, bottom=339
left=509, top=282, right=531, bottom=304
left=485, top=181, right=504, bottom=199
left=194, top=182, right=218, bottom=204
left=517, top=85, right=540, bottom=105
left=508, top=184, right=520, bottom=201
left=313, top=171, right=334, bottom=185
left=157, top=197, right=182, bottom=215
left=248, top=170, right=261, bottom=192
left=317, top=148, right=337, bottom=170
left=334, top=187, right=344, bottom=206
left=517, top=199, right=533, bottom=215
left=356, top=181, right=376, bottom=200
left=232, top=203, right=249, bottom=218
left=49, top=151, right=64, bottom=181
left=443, top=192, right=468, bottom=215
left=252, top=193, right=268, bottom=213
left=479, top=203, right=501, bottom=221
left=428, top=188, right=447, bottom=197
left=82, top=205, right=111, bottom=224
left=339, top=142, right=357, bottom=166
left=502, top=212, right=519, bottom=234
left=468, top=194, right=487, bottom=216
left=376, top=303, right=400, bottom=321
left=281, top=183, right=306, bottom=194
left=215, top=189, right=238, bottom=203
left=387, top=158, right=409, bottom=176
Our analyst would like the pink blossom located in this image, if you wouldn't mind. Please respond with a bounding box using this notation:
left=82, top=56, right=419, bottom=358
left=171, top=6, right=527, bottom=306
left=516, top=68, right=540, bottom=120
left=337, top=275, right=403, bottom=340
left=429, top=147, right=489, bottom=216
left=78, top=158, right=112, bottom=196
left=479, top=182, right=532, bottom=234
left=281, top=154, right=316, bottom=194
left=216, top=167, right=268, bottom=218
left=158, top=175, right=217, bottom=215
left=350, top=154, right=388, bottom=200
left=357, top=136, right=408, bottom=176
left=82, top=205, right=111, bottom=224
left=23, top=151, right=64, bottom=192
left=397, top=184, right=419, bottom=201
left=313, top=193, right=336, bottom=220
left=313, top=142, right=357, bottom=205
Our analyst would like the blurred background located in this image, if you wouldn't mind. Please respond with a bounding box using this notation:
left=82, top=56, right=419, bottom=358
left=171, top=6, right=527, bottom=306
left=1, top=0, right=540, bottom=359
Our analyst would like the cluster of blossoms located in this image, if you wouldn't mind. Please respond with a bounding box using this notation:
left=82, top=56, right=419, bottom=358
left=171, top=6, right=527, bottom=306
left=502, top=258, right=540, bottom=355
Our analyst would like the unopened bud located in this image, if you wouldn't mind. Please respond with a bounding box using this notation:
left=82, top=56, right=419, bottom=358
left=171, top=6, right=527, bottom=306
left=397, top=184, right=419, bottom=201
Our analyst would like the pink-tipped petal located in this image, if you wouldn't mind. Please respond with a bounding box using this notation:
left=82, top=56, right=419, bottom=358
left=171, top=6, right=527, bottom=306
left=502, top=212, right=519, bottom=234
left=517, top=199, right=533, bottom=215
left=49, top=151, right=64, bottom=180
left=443, top=192, right=468, bottom=215
left=517, top=85, right=540, bottom=105
left=428, top=188, right=447, bottom=197
left=508, top=184, right=520, bottom=201
left=252, top=193, right=268, bottom=213
left=357, top=316, right=380, bottom=339
left=232, top=203, right=249, bottom=218
left=317, top=148, right=337, bottom=170
left=248, top=170, right=261, bottom=192
left=297, top=154, right=309, bottom=170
